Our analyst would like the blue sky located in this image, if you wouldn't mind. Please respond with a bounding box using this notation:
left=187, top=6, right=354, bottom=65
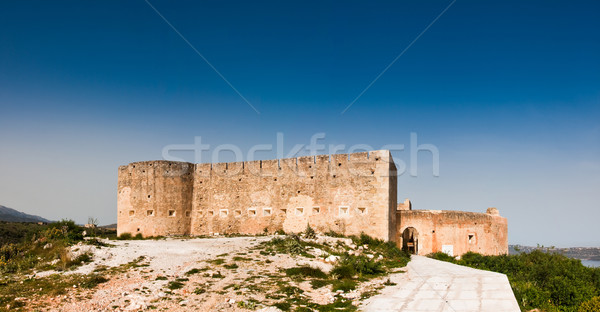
left=0, top=1, right=598, bottom=247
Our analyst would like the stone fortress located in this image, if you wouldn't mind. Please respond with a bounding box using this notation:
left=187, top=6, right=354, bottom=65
left=117, top=150, right=508, bottom=256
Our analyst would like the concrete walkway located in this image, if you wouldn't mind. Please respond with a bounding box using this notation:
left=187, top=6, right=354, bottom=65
left=362, top=255, right=520, bottom=312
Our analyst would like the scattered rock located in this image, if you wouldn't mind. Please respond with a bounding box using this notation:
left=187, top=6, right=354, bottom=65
left=325, top=255, right=340, bottom=263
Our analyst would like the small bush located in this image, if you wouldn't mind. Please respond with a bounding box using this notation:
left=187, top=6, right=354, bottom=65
left=85, top=238, right=112, bottom=247
left=325, top=230, right=345, bottom=238
left=193, top=287, right=206, bottom=295
left=266, top=235, right=306, bottom=256
left=185, top=268, right=206, bottom=275
left=238, top=299, right=258, bottom=310
left=304, top=223, right=316, bottom=240
left=332, top=279, right=357, bottom=292
left=167, top=281, right=185, bottom=290
left=285, top=266, right=327, bottom=279
left=330, top=264, right=355, bottom=279
left=80, top=275, right=109, bottom=288
left=117, top=233, right=132, bottom=240
left=335, top=255, right=384, bottom=277
left=310, top=279, right=330, bottom=289
left=274, top=302, right=291, bottom=311
left=428, top=252, right=456, bottom=262
left=383, top=278, right=396, bottom=286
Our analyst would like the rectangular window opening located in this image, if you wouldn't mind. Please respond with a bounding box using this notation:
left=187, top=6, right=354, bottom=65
left=146, top=210, right=154, bottom=216
left=248, top=208, right=257, bottom=217
left=168, top=210, right=176, bottom=217
left=312, top=207, right=320, bottom=214
left=129, top=210, right=135, bottom=216
left=219, top=209, right=229, bottom=217
left=357, top=207, right=367, bottom=215
left=263, top=208, right=272, bottom=216
left=295, top=207, right=304, bottom=216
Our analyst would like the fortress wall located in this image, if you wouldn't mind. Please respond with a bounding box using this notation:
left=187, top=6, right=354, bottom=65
left=396, top=210, right=508, bottom=256
left=117, top=161, right=194, bottom=237
left=189, top=150, right=396, bottom=241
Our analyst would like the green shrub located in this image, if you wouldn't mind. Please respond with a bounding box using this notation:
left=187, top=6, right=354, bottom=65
left=45, top=220, right=84, bottom=243
left=285, top=266, right=327, bottom=279
left=185, top=268, right=206, bottom=275
left=266, top=235, right=306, bottom=256
left=429, top=250, right=600, bottom=311
left=333, top=254, right=384, bottom=277
left=310, top=279, right=330, bottom=289
left=304, top=223, right=316, bottom=240
left=428, top=252, right=456, bottom=262
left=117, top=233, right=132, bottom=240
left=325, top=230, right=345, bottom=238
left=193, top=287, right=206, bottom=295
left=579, top=296, right=600, bottom=312
left=167, top=281, right=185, bottom=290
left=332, top=279, right=357, bottom=292
left=331, top=264, right=356, bottom=279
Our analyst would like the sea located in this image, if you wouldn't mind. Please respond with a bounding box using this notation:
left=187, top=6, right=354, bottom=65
left=581, top=260, right=600, bottom=268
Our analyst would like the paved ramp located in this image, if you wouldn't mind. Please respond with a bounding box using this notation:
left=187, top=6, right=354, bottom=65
left=362, top=255, right=520, bottom=312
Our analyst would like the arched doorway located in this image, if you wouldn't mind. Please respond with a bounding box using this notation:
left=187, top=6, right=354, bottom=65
left=402, top=227, right=419, bottom=254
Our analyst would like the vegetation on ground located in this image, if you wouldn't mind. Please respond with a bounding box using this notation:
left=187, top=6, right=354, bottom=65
left=0, top=220, right=117, bottom=311
left=1, top=221, right=409, bottom=311
left=258, top=231, right=410, bottom=311
left=428, top=250, right=600, bottom=312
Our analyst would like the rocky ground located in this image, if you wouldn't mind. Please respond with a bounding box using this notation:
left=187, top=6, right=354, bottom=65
left=20, top=235, right=407, bottom=311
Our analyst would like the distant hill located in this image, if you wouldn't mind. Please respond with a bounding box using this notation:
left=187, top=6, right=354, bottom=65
left=0, top=205, right=51, bottom=223
left=510, top=244, right=600, bottom=261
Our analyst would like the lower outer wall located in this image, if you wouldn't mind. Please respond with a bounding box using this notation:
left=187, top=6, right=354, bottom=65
left=396, top=210, right=508, bottom=256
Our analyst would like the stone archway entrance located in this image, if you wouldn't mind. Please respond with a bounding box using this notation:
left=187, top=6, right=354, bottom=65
left=402, top=227, right=419, bottom=254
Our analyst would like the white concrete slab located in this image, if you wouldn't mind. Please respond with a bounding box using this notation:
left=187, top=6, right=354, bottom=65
left=361, top=255, right=520, bottom=312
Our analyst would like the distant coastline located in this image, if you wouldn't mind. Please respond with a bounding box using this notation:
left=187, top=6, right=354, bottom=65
left=510, top=245, right=600, bottom=264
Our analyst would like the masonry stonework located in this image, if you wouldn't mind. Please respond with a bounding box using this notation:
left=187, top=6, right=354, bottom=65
left=118, top=150, right=397, bottom=242
left=117, top=150, right=508, bottom=256
left=396, top=206, right=508, bottom=256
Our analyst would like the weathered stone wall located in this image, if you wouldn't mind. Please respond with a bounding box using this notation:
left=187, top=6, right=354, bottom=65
left=117, top=161, right=194, bottom=237
left=396, top=209, right=508, bottom=256
left=118, top=150, right=397, bottom=241
left=189, top=150, right=396, bottom=241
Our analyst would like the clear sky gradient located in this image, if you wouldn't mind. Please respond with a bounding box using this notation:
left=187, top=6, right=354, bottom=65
left=1, top=1, right=598, bottom=247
